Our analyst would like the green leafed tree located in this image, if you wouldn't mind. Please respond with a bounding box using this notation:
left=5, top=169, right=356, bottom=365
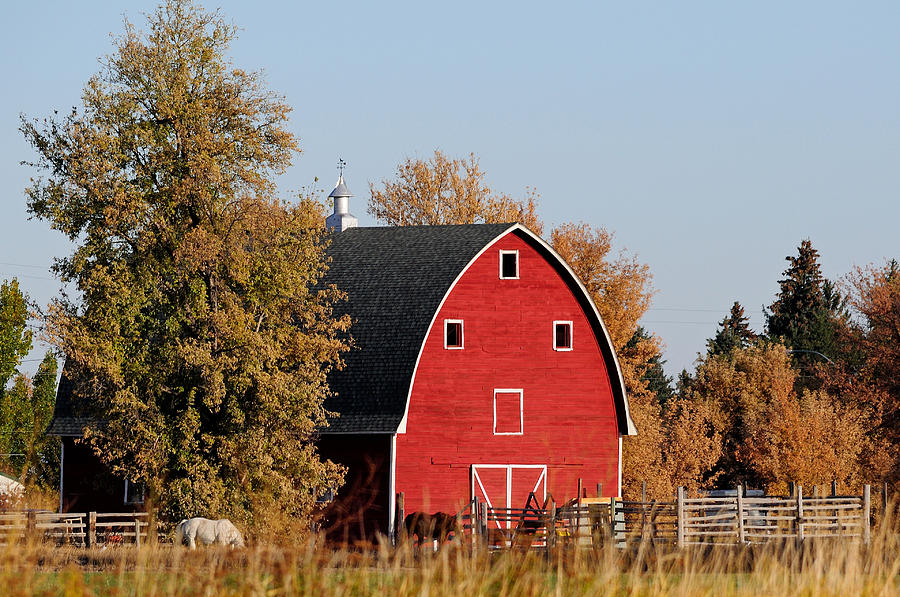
left=21, top=0, right=348, bottom=533
left=707, top=301, right=757, bottom=357
left=0, top=353, right=60, bottom=488
left=0, top=279, right=32, bottom=392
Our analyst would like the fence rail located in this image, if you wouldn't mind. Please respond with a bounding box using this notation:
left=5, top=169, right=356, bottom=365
left=0, top=511, right=150, bottom=547
left=395, top=484, right=872, bottom=550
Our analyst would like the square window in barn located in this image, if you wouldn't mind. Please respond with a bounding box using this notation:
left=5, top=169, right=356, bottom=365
left=499, top=250, right=519, bottom=279
left=124, top=479, right=145, bottom=505
left=493, top=389, right=523, bottom=435
left=444, top=319, right=464, bottom=349
left=554, top=321, right=573, bottom=351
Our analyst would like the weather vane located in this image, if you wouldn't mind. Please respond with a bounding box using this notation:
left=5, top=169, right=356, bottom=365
left=338, top=158, right=347, bottom=177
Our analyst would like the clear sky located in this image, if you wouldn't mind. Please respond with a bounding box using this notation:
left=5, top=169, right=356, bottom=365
left=1, top=1, right=898, bottom=378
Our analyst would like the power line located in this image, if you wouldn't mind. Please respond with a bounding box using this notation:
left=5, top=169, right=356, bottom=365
left=0, top=261, right=51, bottom=270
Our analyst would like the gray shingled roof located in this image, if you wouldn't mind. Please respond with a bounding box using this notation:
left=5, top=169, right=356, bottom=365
left=321, top=224, right=513, bottom=432
left=46, top=371, right=92, bottom=436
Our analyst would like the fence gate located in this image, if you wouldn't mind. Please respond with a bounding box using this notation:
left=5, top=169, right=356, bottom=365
left=471, top=465, right=546, bottom=529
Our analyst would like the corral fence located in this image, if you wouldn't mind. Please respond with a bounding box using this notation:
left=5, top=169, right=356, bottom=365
left=394, top=483, right=872, bottom=550
left=0, top=511, right=151, bottom=548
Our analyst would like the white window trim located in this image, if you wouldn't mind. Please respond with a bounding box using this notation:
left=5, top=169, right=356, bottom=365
left=553, top=320, right=573, bottom=351
left=124, top=479, right=145, bottom=505
left=493, top=389, right=524, bottom=435
left=499, top=250, right=519, bottom=279
left=444, top=319, right=464, bottom=349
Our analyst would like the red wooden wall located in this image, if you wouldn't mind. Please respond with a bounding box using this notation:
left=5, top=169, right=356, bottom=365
left=395, top=231, right=620, bottom=516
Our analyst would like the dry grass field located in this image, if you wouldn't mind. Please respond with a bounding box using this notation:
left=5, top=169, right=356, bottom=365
left=1, top=524, right=899, bottom=597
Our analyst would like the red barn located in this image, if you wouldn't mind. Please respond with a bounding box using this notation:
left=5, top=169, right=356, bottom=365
left=318, top=219, right=637, bottom=539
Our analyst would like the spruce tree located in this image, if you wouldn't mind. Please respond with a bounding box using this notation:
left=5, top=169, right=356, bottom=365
left=707, top=301, right=757, bottom=357
left=626, top=327, right=675, bottom=408
left=764, top=239, right=847, bottom=366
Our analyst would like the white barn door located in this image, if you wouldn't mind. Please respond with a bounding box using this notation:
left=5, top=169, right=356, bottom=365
left=471, top=464, right=547, bottom=529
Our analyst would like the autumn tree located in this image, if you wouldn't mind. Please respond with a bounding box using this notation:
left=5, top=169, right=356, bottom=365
left=741, top=388, right=873, bottom=492
left=707, top=301, right=757, bottom=357
left=687, top=343, right=797, bottom=487
left=369, top=150, right=543, bottom=234
left=21, top=0, right=348, bottom=531
left=844, top=260, right=900, bottom=401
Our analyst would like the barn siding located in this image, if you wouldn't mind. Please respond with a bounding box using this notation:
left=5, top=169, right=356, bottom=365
left=396, top=232, right=620, bottom=515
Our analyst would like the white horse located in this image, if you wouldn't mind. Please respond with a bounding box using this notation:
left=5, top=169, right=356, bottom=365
left=175, top=517, right=245, bottom=549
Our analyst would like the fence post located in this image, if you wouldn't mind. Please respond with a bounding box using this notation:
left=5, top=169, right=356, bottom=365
left=547, top=498, right=557, bottom=551
left=610, top=497, right=624, bottom=548
left=863, top=484, right=871, bottom=545
left=26, top=510, right=36, bottom=542
left=480, top=501, right=489, bottom=545
left=797, top=485, right=804, bottom=541
left=399, top=492, right=406, bottom=542
left=575, top=478, right=583, bottom=545
left=87, top=512, right=96, bottom=548
left=676, top=487, right=685, bottom=549
left=134, top=517, right=141, bottom=550
left=736, top=485, right=745, bottom=544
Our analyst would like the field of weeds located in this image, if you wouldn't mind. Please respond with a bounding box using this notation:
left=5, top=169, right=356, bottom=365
left=2, top=528, right=900, bottom=596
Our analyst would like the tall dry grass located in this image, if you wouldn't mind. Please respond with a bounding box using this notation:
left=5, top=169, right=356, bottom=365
left=1, top=520, right=899, bottom=596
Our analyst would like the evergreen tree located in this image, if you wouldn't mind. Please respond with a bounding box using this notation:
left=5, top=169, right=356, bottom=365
left=764, top=239, right=848, bottom=367
left=707, top=301, right=757, bottom=357
left=626, top=327, right=674, bottom=408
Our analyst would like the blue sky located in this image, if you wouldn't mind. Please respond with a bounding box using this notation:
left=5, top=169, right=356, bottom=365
left=1, top=1, right=898, bottom=377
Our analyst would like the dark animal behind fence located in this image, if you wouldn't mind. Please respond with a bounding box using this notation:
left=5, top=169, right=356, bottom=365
left=403, top=512, right=459, bottom=544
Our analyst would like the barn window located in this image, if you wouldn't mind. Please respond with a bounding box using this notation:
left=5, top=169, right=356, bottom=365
left=493, top=389, right=523, bottom=435
left=444, top=319, right=464, bottom=349
left=499, top=250, right=519, bottom=279
left=124, top=480, right=145, bottom=505
left=553, top=321, right=573, bottom=351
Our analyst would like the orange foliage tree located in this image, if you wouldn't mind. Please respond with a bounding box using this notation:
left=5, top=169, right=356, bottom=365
left=368, top=150, right=543, bottom=234
left=686, top=342, right=879, bottom=493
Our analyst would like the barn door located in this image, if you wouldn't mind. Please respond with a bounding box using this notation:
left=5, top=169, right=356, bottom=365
left=471, top=465, right=547, bottom=529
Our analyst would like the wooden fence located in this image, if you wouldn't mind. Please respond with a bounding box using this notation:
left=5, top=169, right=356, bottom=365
left=0, top=511, right=150, bottom=547
left=395, top=484, right=872, bottom=550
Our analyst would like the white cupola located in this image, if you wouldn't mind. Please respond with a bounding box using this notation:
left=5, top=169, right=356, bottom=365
left=326, top=159, right=358, bottom=232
